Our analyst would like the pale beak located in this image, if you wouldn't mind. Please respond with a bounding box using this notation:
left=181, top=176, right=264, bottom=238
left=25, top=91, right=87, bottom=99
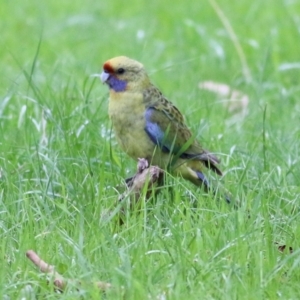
left=100, top=71, right=110, bottom=83
left=90, top=72, right=110, bottom=83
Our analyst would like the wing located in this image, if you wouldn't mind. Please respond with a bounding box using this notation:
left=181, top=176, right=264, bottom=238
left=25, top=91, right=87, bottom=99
left=144, top=106, right=195, bottom=156
left=144, top=96, right=222, bottom=175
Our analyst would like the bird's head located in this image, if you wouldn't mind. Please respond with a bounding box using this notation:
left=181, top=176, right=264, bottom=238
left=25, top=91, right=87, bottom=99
left=99, top=56, right=149, bottom=92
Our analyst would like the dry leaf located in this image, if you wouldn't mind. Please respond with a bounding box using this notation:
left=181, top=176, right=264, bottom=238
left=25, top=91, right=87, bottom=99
left=199, top=81, right=249, bottom=116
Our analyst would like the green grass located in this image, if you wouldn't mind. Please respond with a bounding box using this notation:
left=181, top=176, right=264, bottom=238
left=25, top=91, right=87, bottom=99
left=1, top=0, right=300, bottom=298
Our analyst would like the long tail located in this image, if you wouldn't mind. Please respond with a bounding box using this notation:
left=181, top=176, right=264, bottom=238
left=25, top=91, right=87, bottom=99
left=194, top=170, right=231, bottom=204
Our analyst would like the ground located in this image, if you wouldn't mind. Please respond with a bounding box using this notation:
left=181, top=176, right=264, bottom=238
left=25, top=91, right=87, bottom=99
left=1, top=0, right=300, bottom=299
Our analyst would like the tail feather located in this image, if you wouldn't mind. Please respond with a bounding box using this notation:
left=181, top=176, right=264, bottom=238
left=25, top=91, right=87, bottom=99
left=194, top=170, right=210, bottom=191
left=184, top=152, right=223, bottom=176
left=195, top=170, right=230, bottom=204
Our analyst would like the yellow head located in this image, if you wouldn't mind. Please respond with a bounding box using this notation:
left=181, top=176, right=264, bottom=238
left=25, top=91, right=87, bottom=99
left=100, top=56, right=150, bottom=92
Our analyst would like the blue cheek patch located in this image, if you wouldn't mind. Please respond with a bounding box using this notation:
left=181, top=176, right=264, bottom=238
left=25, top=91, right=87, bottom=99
left=108, top=76, right=127, bottom=92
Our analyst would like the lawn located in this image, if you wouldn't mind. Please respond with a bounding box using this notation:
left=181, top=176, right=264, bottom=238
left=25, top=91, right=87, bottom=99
left=1, top=0, right=300, bottom=299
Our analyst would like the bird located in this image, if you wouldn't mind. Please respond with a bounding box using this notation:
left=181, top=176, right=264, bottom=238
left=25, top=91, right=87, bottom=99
left=99, top=56, right=229, bottom=203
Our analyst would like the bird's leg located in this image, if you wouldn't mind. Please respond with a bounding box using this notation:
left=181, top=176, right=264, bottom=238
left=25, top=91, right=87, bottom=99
left=125, top=176, right=134, bottom=186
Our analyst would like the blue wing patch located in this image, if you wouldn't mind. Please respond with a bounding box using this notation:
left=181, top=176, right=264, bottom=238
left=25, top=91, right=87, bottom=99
left=144, top=107, right=194, bottom=157
left=144, top=107, right=170, bottom=153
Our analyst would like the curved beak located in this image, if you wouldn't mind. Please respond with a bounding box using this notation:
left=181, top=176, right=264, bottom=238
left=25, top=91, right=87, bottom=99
left=100, top=71, right=110, bottom=83
left=90, top=71, right=110, bottom=83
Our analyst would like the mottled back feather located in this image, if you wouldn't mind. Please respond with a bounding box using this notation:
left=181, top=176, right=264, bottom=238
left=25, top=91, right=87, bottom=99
left=143, top=84, right=222, bottom=175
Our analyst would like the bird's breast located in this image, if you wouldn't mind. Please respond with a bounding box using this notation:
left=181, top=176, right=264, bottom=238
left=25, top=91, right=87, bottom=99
left=108, top=91, right=155, bottom=159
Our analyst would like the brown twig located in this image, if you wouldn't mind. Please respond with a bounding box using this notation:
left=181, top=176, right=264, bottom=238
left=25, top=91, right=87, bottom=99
left=121, top=158, right=164, bottom=202
left=26, top=250, right=112, bottom=292
left=116, top=158, right=164, bottom=224
left=26, top=160, right=163, bottom=291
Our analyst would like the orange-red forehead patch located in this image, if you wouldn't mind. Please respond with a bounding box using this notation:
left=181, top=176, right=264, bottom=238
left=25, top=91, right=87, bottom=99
left=103, top=62, right=114, bottom=73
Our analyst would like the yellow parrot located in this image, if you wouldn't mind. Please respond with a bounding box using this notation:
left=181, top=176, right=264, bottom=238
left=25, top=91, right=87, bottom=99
left=99, top=56, right=229, bottom=203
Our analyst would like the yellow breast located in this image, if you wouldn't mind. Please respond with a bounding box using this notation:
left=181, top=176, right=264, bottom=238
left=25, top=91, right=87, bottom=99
left=108, top=90, right=155, bottom=160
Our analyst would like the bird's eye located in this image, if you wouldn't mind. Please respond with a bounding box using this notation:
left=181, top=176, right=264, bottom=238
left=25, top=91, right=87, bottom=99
left=116, top=68, right=125, bottom=74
